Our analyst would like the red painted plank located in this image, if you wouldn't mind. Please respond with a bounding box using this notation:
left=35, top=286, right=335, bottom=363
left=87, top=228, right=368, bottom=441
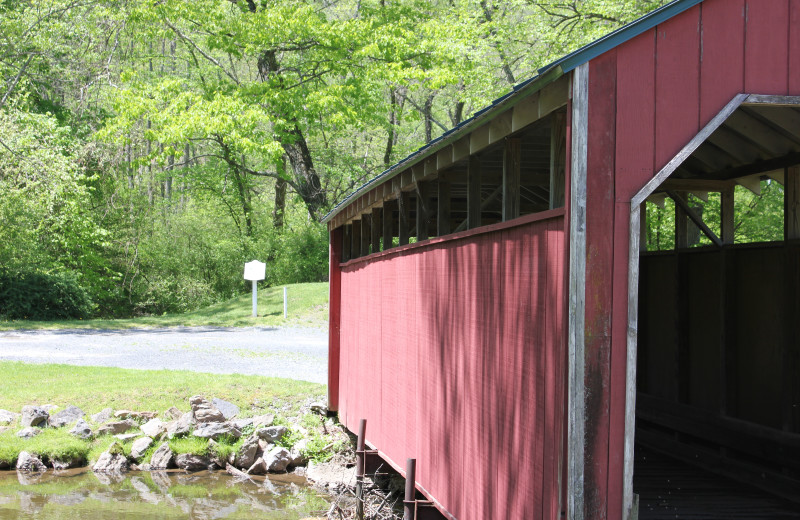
left=700, top=0, right=745, bottom=124
left=615, top=29, right=656, bottom=200
left=585, top=49, right=618, bottom=519
left=328, top=228, right=343, bottom=412
left=790, top=0, right=800, bottom=94
left=744, top=0, right=790, bottom=95
left=655, top=5, right=701, bottom=171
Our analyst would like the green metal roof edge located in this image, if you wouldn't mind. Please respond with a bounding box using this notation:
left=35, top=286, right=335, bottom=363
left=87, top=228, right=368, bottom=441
left=321, top=65, right=564, bottom=224
left=322, top=0, right=705, bottom=225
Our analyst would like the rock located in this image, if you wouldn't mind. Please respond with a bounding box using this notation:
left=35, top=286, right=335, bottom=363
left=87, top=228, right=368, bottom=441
left=70, top=420, right=93, bottom=439
left=0, top=409, right=19, bottom=425
left=130, top=437, right=153, bottom=460
left=166, top=412, right=194, bottom=438
left=231, top=418, right=252, bottom=430
left=246, top=457, right=267, bottom=475
left=165, top=407, right=183, bottom=421
left=149, top=443, right=174, bottom=470
left=51, top=458, right=81, bottom=470
left=252, top=414, right=275, bottom=428
left=225, top=463, right=254, bottom=482
left=41, top=404, right=59, bottom=413
left=114, top=410, right=157, bottom=420
left=91, top=408, right=113, bottom=424
left=211, top=398, right=239, bottom=419
left=48, top=405, right=85, bottom=428
left=140, top=418, right=165, bottom=438
left=20, top=406, right=48, bottom=428
left=16, top=452, right=46, bottom=472
left=264, top=446, right=292, bottom=473
left=92, top=451, right=128, bottom=473
left=113, top=433, right=140, bottom=442
left=96, top=419, right=135, bottom=436
left=207, top=439, right=226, bottom=468
left=193, top=422, right=241, bottom=440
left=306, top=461, right=357, bottom=491
left=289, top=438, right=309, bottom=467
left=189, top=395, right=225, bottom=423
left=16, top=427, right=41, bottom=439
left=234, top=435, right=259, bottom=469
left=310, top=402, right=328, bottom=415
left=256, top=425, right=288, bottom=443
left=174, top=453, right=209, bottom=472
left=258, top=439, right=272, bottom=452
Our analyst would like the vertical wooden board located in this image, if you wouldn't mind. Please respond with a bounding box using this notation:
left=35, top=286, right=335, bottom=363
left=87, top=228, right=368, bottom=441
left=584, top=49, right=617, bottom=518
left=655, top=5, right=701, bottom=171
left=380, top=257, right=404, bottom=465
left=615, top=29, right=656, bottom=200
left=744, top=0, right=790, bottom=95
left=687, top=252, right=722, bottom=411
left=494, top=224, right=535, bottom=519
left=791, top=0, right=800, bottom=94
left=328, top=229, right=342, bottom=412
left=700, top=0, right=745, bottom=124
left=607, top=203, right=631, bottom=520
left=536, top=221, right=554, bottom=520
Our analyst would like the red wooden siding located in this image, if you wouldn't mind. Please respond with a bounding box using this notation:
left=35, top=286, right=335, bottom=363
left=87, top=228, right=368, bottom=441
left=337, top=213, right=567, bottom=520
left=328, top=227, right=343, bottom=412
left=585, top=0, right=800, bottom=518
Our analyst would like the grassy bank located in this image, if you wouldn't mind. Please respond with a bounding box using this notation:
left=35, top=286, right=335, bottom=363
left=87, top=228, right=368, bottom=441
left=0, top=362, right=333, bottom=469
left=0, top=362, right=324, bottom=413
left=0, top=282, right=329, bottom=331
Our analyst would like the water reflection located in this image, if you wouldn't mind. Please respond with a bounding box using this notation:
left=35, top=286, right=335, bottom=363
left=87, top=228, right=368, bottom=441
left=0, top=469, right=330, bottom=519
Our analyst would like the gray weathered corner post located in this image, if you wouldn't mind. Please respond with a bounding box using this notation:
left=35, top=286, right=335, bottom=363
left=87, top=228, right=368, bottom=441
left=243, top=260, right=266, bottom=317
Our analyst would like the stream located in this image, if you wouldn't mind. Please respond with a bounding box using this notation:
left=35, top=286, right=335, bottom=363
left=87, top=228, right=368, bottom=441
left=0, top=468, right=331, bottom=519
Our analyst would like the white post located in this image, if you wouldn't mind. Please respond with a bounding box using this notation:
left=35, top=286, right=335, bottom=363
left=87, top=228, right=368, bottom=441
left=283, top=286, right=288, bottom=318
left=252, top=280, right=258, bottom=317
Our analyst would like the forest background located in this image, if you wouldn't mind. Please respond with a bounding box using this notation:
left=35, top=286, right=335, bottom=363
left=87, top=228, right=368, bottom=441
left=0, top=0, right=782, bottom=320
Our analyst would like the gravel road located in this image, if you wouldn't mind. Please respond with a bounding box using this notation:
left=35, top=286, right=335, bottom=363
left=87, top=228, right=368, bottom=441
left=0, top=326, right=328, bottom=384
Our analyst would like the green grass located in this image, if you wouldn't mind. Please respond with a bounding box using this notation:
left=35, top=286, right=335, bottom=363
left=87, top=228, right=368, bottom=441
left=0, top=282, right=329, bottom=331
left=0, top=428, right=93, bottom=466
left=0, top=362, right=325, bottom=415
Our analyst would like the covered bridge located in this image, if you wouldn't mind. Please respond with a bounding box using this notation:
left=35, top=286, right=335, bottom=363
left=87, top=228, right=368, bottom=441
left=323, top=0, right=800, bottom=518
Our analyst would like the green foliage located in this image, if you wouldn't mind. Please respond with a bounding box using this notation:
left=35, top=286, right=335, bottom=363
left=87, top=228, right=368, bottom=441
left=0, top=269, right=94, bottom=320
left=0, top=428, right=92, bottom=467
left=168, top=436, right=209, bottom=456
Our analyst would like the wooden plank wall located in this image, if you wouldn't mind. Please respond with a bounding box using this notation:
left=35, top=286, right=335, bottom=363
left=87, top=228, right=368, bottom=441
left=585, top=0, right=800, bottom=518
left=338, top=214, right=566, bottom=520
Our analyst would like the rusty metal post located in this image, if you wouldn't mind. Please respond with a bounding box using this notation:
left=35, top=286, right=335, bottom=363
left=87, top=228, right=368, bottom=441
left=356, top=419, right=367, bottom=520
left=403, top=458, right=416, bottom=520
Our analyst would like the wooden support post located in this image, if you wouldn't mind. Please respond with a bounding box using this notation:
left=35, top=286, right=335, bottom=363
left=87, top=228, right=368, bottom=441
left=437, top=180, right=451, bottom=236
left=785, top=166, right=800, bottom=240
left=398, top=192, right=410, bottom=246
left=640, top=204, right=648, bottom=253
left=667, top=190, right=723, bottom=247
left=721, top=187, right=735, bottom=245
left=786, top=241, right=800, bottom=432
left=550, top=111, right=567, bottom=209
left=342, top=224, right=352, bottom=262
left=351, top=219, right=362, bottom=259
left=361, top=215, right=371, bottom=257
left=502, top=137, right=521, bottom=221
left=383, top=199, right=396, bottom=250
left=467, top=156, right=481, bottom=229
left=721, top=249, right=738, bottom=417
left=677, top=251, right=690, bottom=404
left=371, top=208, right=382, bottom=254
left=416, top=182, right=431, bottom=241
left=675, top=191, right=689, bottom=249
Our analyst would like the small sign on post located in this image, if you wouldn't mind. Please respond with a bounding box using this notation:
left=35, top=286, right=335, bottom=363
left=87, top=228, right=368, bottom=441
left=243, top=260, right=266, bottom=317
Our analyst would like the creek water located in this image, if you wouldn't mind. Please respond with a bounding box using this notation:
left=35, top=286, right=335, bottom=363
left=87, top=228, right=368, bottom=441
left=0, top=468, right=331, bottom=519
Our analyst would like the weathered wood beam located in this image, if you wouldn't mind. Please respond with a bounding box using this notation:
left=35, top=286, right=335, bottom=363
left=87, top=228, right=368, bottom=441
left=342, top=224, right=352, bottom=262
left=351, top=219, right=362, bottom=259
left=502, top=137, right=521, bottom=221
left=786, top=166, right=800, bottom=240
left=659, top=178, right=735, bottom=192
left=398, top=191, right=410, bottom=246
left=667, top=190, right=723, bottom=247
left=416, top=182, right=432, bottom=241
left=550, top=111, right=567, bottom=209
left=467, top=156, right=482, bottom=229
left=371, top=208, right=382, bottom=254
left=383, top=199, right=396, bottom=250
left=721, top=187, right=735, bottom=245
left=736, top=174, right=762, bottom=196
left=360, top=217, right=371, bottom=257
left=437, top=180, right=451, bottom=236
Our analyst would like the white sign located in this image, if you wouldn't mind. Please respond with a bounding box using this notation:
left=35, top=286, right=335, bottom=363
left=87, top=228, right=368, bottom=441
left=244, top=260, right=266, bottom=281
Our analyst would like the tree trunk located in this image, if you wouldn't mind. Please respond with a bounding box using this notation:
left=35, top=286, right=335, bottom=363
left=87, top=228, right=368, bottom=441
left=273, top=157, right=287, bottom=230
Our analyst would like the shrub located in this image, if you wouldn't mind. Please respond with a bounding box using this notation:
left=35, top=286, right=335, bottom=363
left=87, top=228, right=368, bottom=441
left=0, top=269, right=94, bottom=320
